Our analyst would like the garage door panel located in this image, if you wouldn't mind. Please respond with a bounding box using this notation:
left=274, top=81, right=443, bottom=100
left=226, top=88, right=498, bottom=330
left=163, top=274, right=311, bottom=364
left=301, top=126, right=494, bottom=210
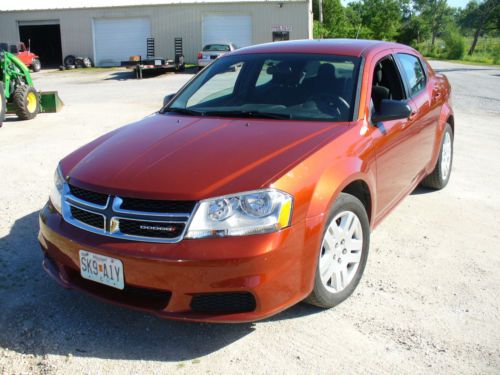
left=94, top=18, right=150, bottom=67
left=202, top=15, right=252, bottom=49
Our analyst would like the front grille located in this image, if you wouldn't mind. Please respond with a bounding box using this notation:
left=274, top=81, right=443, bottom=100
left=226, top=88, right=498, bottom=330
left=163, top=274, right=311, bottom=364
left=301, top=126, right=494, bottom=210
left=190, top=292, right=257, bottom=314
left=63, top=184, right=194, bottom=242
left=69, top=184, right=108, bottom=206
left=70, top=206, right=104, bottom=229
left=119, top=219, right=185, bottom=239
left=120, top=197, right=196, bottom=213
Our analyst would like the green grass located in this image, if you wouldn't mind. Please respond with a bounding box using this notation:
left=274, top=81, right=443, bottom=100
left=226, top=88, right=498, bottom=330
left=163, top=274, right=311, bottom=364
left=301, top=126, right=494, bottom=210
left=427, top=56, right=500, bottom=66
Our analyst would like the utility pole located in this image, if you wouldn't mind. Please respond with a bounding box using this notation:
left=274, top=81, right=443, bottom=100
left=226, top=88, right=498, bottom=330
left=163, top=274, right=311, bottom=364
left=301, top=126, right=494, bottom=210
left=319, top=0, right=323, bottom=24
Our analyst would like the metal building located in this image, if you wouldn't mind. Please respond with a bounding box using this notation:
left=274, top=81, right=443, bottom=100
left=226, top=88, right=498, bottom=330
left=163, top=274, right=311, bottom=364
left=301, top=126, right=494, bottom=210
left=0, top=0, right=312, bottom=66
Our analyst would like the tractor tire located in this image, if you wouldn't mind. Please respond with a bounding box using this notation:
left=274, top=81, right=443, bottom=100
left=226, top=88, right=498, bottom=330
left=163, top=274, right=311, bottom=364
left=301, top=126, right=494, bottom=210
left=32, top=58, right=41, bottom=72
left=64, top=55, right=76, bottom=67
left=0, top=82, right=6, bottom=128
left=13, top=85, right=39, bottom=121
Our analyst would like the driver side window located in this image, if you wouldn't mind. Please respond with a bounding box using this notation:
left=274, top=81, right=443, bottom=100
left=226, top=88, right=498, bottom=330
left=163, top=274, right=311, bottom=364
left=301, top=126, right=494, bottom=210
left=371, top=57, right=405, bottom=113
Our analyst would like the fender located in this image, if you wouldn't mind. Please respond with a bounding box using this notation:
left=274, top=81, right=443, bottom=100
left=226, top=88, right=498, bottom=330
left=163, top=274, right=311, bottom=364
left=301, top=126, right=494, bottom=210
left=307, top=158, right=376, bottom=226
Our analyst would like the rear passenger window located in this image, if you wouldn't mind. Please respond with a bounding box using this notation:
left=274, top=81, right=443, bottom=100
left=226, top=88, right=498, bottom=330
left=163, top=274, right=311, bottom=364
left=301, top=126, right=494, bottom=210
left=397, top=54, right=426, bottom=97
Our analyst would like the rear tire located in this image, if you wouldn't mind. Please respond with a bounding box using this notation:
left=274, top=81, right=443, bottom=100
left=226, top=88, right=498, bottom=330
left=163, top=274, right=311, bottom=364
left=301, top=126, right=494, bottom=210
left=13, top=85, right=39, bottom=120
left=421, top=123, right=453, bottom=190
left=0, top=82, right=6, bottom=127
left=304, top=193, right=370, bottom=308
left=32, top=58, right=41, bottom=72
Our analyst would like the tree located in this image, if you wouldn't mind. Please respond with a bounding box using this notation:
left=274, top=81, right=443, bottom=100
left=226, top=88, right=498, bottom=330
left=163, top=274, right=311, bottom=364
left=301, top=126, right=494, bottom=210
left=460, top=0, right=500, bottom=55
left=415, top=0, right=453, bottom=47
left=322, top=0, right=350, bottom=37
left=349, top=0, right=403, bottom=40
left=398, top=15, right=430, bottom=45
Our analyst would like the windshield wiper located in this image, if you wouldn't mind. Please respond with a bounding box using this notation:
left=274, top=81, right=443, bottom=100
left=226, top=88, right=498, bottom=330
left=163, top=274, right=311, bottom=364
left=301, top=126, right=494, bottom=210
left=204, top=110, right=291, bottom=120
left=164, top=107, right=205, bottom=116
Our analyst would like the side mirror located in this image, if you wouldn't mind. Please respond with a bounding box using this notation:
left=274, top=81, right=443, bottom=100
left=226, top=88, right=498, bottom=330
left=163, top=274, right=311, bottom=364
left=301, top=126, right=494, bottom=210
left=371, top=99, right=412, bottom=123
left=163, top=93, right=176, bottom=107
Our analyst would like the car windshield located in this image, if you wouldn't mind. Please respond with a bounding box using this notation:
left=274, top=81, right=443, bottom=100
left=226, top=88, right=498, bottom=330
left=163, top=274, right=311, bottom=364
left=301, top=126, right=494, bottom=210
left=203, top=44, right=231, bottom=52
left=166, top=53, right=361, bottom=122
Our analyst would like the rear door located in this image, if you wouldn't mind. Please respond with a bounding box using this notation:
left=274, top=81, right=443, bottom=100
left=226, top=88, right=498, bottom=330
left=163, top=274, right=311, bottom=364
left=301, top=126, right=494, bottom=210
left=394, top=52, right=438, bottom=176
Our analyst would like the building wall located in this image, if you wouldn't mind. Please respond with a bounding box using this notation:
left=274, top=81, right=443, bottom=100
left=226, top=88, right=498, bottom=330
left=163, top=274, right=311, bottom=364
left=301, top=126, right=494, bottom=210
left=0, top=2, right=311, bottom=64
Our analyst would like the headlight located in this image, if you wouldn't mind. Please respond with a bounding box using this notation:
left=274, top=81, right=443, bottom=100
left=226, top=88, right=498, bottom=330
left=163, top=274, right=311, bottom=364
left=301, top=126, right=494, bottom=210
left=186, top=189, right=293, bottom=239
left=49, top=165, right=64, bottom=214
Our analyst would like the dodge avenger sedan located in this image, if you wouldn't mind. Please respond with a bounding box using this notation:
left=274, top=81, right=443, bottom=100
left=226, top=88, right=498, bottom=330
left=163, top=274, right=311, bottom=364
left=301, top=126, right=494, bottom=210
left=39, top=39, right=454, bottom=322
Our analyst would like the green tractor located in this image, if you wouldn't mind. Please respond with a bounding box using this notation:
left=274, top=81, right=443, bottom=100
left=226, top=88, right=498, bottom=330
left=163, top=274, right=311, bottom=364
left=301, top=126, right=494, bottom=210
left=0, top=50, right=41, bottom=127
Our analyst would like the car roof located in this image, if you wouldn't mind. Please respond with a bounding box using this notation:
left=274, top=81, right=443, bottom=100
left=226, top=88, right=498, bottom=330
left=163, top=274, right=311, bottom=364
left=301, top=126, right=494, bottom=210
left=231, top=39, right=411, bottom=58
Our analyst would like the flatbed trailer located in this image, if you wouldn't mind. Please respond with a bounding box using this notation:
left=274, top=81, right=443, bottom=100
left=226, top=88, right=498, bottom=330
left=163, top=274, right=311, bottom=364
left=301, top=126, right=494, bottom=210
left=121, top=58, right=178, bottom=79
left=120, top=37, right=185, bottom=79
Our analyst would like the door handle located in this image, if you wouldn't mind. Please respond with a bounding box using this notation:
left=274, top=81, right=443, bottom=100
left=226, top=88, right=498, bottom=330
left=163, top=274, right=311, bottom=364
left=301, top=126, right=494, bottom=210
left=408, top=110, right=418, bottom=121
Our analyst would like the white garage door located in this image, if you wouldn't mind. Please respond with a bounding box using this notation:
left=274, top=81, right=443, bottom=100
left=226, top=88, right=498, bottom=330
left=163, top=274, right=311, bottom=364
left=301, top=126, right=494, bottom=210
left=93, top=18, right=151, bottom=66
left=202, top=15, right=252, bottom=49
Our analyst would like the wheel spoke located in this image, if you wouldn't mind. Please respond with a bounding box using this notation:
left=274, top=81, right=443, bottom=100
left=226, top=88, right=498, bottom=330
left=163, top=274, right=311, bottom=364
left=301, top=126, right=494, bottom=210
left=323, top=228, right=336, bottom=251
left=319, top=253, right=335, bottom=283
left=342, top=212, right=355, bottom=235
left=349, top=238, right=362, bottom=251
left=339, top=266, right=348, bottom=289
left=331, top=221, right=342, bottom=239
left=346, top=251, right=361, bottom=264
left=333, top=268, right=343, bottom=290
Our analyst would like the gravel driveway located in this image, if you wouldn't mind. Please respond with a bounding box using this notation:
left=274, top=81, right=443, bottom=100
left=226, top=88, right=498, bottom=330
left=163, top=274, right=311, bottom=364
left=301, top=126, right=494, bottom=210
left=0, top=62, right=499, bottom=374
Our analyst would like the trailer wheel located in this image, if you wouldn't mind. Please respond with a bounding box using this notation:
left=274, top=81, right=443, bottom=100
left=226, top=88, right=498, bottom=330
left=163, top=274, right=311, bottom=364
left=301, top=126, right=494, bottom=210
left=0, top=82, right=6, bottom=127
left=32, top=58, right=41, bottom=72
left=177, top=55, right=185, bottom=72
left=13, top=85, right=39, bottom=120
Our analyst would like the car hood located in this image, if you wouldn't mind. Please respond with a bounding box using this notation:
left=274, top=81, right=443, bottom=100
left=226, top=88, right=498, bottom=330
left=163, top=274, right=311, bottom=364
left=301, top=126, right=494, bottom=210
left=63, top=114, right=349, bottom=200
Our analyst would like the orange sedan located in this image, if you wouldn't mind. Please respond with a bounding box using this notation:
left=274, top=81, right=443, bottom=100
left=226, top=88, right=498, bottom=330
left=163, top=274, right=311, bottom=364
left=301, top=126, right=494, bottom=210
left=39, top=39, right=454, bottom=322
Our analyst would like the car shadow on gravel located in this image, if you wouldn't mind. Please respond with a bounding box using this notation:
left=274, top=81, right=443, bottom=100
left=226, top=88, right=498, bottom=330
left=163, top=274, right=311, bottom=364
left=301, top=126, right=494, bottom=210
left=0, top=210, right=319, bottom=362
left=411, top=186, right=436, bottom=195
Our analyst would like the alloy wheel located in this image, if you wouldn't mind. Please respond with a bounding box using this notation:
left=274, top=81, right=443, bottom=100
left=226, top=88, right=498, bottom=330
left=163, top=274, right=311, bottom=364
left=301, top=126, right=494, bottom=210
left=441, top=132, right=452, bottom=180
left=319, top=210, right=363, bottom=293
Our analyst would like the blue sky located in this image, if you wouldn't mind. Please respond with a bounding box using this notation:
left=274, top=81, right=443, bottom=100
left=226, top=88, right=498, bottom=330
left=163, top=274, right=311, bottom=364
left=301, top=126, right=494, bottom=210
left=447, top=0, right=469, bottom=8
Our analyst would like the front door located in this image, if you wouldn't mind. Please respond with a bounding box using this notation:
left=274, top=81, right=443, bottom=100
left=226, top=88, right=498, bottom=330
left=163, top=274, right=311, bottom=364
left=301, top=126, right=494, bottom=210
left=368, top=54, right=418, bottom=217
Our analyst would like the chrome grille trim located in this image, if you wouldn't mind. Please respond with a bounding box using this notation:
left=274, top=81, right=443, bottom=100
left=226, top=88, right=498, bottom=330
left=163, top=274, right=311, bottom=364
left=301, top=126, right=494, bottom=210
left=61, top=183, right=196, bottom=243
left=112, top=196, right=191, bottom=218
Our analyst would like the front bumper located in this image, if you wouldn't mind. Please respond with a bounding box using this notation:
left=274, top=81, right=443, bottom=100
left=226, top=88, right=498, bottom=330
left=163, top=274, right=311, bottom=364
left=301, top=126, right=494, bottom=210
left=38, top=203, right=319, bottom=322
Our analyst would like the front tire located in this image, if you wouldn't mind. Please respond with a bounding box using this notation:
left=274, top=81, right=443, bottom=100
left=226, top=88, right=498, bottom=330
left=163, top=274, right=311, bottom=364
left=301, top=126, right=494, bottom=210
left=31, top=58, right=41, bottom=72
left=13, top=85, right=40, bottom=120
left=421, top=123, right=453, bottom=190
left=305, top=193, right=370, bottom=308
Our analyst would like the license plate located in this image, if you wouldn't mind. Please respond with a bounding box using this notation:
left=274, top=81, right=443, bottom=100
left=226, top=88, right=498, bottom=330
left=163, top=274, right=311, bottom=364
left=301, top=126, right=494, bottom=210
left=79, top=250, right=124, bottom=290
